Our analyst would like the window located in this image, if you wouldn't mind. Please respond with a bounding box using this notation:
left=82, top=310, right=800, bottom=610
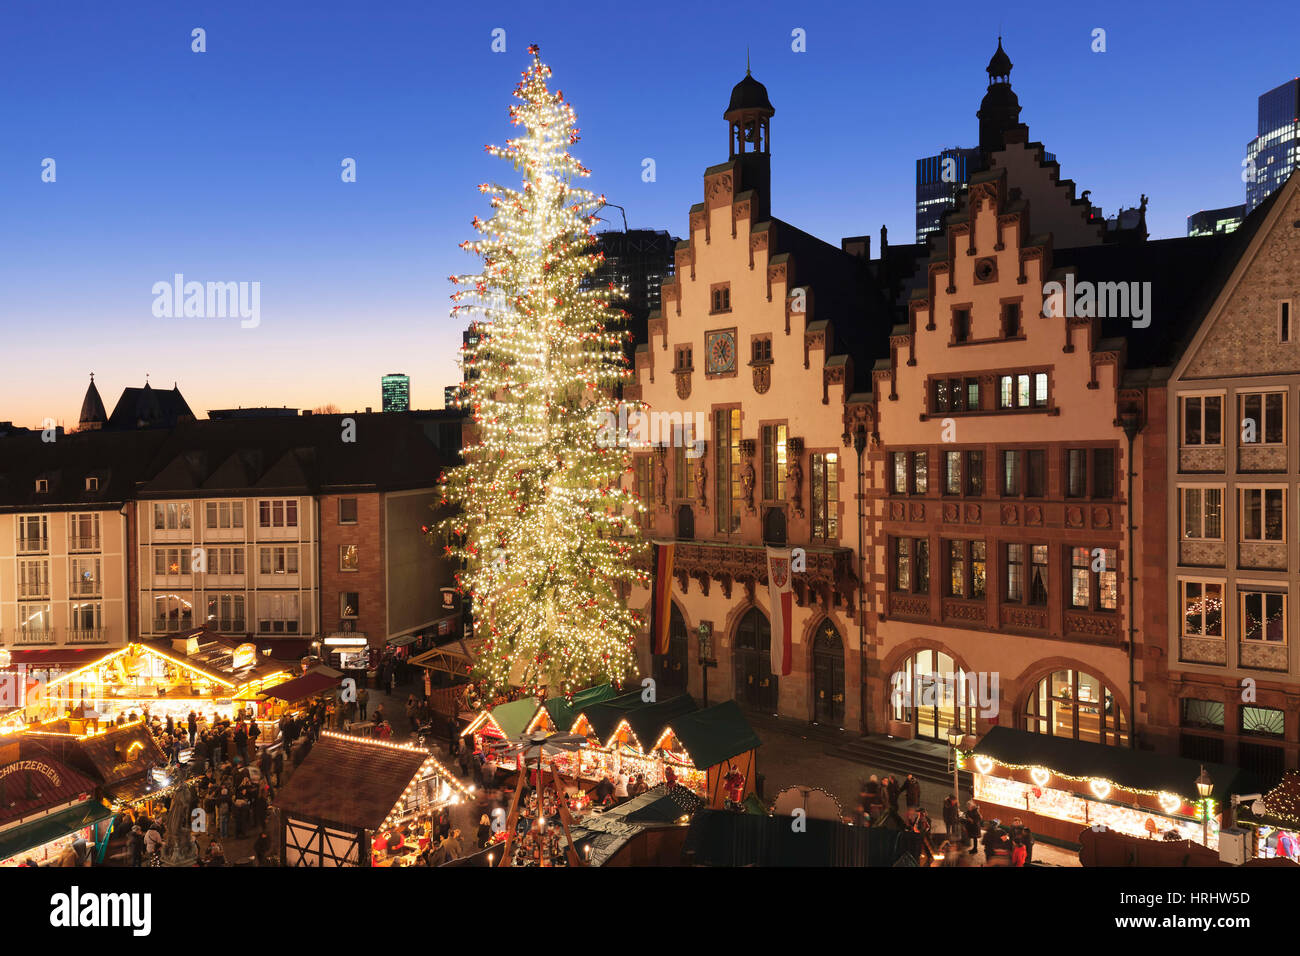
left=1180, top=698, right=1225, bottom=730
left=913, top=452, right=928, bottom=495
left=953, top=308, right=971, bottom=343
left=966, top=379, right=981, bottom=411
left=893, top=538, right=929, bottom=593
left=258, top=593, right=300, bottom=634
left=1240, top=706, right=1286, bottom=737
left=207, top=594, right=246, bottom=631
left=152, top=502, right=192, bottom=530
left=944, top=451, right=961, bottom=495
left=17, top=560, right=50, bottom=599
left=810, top=452, right=839, bottom=541
left=1182, top=395, right=1223, bottom=446
left=1180, top=487, right=1224, bottom=540
left=258, top=499, right=299, bottom=528
left=17, top=515, right=48, bottom=551
left=339, top=498, right=358, bottom=524
left=1066, top=449, right=1087, bottom=498
left=634, top=455, right=653, bottom=527
left=1025, top=670, right=1127, bottom=745
left=70, top=558, right=101, bottom=597
left=1026, top=450, right=1046, bottom=498
left=259, top=546, right=299, bottom=574
left=1034, top=373, right=1048, bottom=407
left=85, top=477, right=99, bottom=492
left=1281, top=301, right=1292, bottom=344
left=674, top=423, right=696, bottom=500
left=70, top=601, right=102, bottom=632
left=674, top=346, right=693, bottom=371
left=1001, top=450, right=1021, bottom=496
left=153, top=595, right=193, bottom=633
left=1002, top=302, right=1022, bottom=337
left=933, top=378, right=980, bottom=414
left=1029, top=544, right=1048, bottom=605
left=211, top=546, right=245, bottom=576
left=1092, top=448, right=1115, bottom=499
left=1240, top=487, right=1284, bottom=541
left=17, top=603, right=51, bottom=635
left=965, top=451, right=984, bottom=496
left=751, top=337, right=772, bottom=363
left=341, top=592, right=360, bottom=619
left=205, top=501, right=244, bottom=529
left=761, top=424, right=787, bottom=501
left=1070, top=547, right=1117, bottom=611
left=890, top=450, right=928, bottom=495
left=1181, top=580, right=1224, bottom=637
left=1240, top=392, right=1285, bottom=446
left=946, top=539, right=986, bottom=599
left=998, top=373, right=1048, bottom=410
left=69, top=513, right=101, bottom=550
left=1241, top=590, right=1286, bottom=643
left=892, top=452, right=907, bottom=495
left=710, top=286, right=731, bottom=313
left=340, top=544, right=359, bottom=571
left=714, top=409, right=742, bottom=533
left=154, top=548, right=191, bottom=575
left=1005, top=543, right=1024, bottom=602
left=35, top=479, right=49, bottom=494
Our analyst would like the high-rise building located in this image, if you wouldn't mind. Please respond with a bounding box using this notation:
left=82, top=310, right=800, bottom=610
left=916, top=147, right=982, bottom=242
left=381, top=373, right=410, bottom=413
left=1245, top=78, right=1300, bottom=213
left=586, top=228, right=679, bottom=353
left=1187, top=204, right=1246, bottom=237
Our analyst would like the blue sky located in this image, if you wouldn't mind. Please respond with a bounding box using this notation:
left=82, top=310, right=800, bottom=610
left=0, top=0, right=1293, bottom=427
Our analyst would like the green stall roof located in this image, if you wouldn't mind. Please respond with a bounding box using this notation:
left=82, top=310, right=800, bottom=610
left=666, top=699, right=762, bottom=771
left=543, top=683, right=617, bottom=731
left=0, top=801, right=114, bottom=863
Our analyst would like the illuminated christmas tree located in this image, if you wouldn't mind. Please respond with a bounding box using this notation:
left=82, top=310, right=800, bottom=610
left=439, top=45, right=648, bottom=700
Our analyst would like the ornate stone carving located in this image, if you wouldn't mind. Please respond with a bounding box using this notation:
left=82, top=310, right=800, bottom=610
left=890, top=594, right=930, bottom=619
left=909, top=501, right=925, bottom=522
left=943, top=503, right=960, bottom=523
left=942, top=600, right=987, bottom=624
left=695, top=452, right=708, bottom=511
left=1090, top=506, right=1112, bottom=530
left=675, top=370, right=692, bottom=399
left=1000, top=605, right=1047, bottom=631
left=1000, top=504, right=1019, bottom=526
left=787, top=437, right=804, bottom=518
left=1025, top=505, right=1043, bottom=526
left=964, top=504, right=981, bottom=523
left=1065, top=506, right=1084, bottom=529
left=752, top=364, right=771, bottom=394
left=890, top=500, right=906, bottom=521
left=1064, top=611, right=1121, bottom=641
left=742, top=460, right=756, bottom=513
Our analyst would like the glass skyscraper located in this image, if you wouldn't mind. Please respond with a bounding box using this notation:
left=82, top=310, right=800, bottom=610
left=381, top=373, right=410, bottom=412
left=1187, top=204, right=1246, bottom=237
left=915, top=147, right=982, bottom=242
left=1245, top=78, right=1300, bottom=213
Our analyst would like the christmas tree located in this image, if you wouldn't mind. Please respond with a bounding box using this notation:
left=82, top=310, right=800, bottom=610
left=439, top=46, right=649, bottom=700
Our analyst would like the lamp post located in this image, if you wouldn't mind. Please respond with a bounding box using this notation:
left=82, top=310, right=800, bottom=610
left=1196, top=765, right=1214, bottom=846
left=946, top=724, right=963, bottom=803
left=697, top=622, right=717, bottom=708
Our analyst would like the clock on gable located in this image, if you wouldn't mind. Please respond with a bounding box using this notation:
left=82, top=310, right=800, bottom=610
left=705, top=328, right=738, bottom=376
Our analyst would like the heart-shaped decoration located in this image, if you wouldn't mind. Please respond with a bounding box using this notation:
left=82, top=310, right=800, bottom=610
left=1030, top=768, right=1050, bottom=788
left=974, top=756, right=994, bottom=775
left=1090, top=778, right=1111, bottom=800
left=1158, top=792, right=1182, bottom=815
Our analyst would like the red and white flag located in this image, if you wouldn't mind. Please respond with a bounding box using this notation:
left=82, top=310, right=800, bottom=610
left=766, top=546, right=793, bottom=677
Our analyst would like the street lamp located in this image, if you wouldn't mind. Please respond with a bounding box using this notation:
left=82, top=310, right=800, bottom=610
left=1196, top=765, right=1214, bottom=846
left=946, top=724, right=963, bottom=805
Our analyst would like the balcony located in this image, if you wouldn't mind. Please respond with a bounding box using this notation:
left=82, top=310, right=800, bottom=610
left=153, top=618, right=194, bottom=634
left=17, top=583, right=51, bottom=600
left=1063, top=609, right=1123, bottom=645
left=69, top=536, right=102, bottom=552
left=67, top=628, right=110, bottom=645
left=14, top=628, right=56, bottom=646
left=17, top=537, right=49, bottom=554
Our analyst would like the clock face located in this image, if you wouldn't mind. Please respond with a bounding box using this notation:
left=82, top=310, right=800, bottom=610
left=706, top=329, right=737, bottom=375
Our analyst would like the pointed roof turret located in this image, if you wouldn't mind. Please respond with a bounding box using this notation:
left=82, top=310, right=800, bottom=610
left=79, top=374, right=107, bottom=430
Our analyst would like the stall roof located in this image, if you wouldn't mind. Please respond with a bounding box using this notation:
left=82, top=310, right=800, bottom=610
left=619, top=783, right=706, bottom=824
left=272, top=732, right=436, bottom=831
left=1238, top=769, right=1300, bottom=831
left=0, top=801, right=114, bottom=863
left=0, top=648, right=108, bottom=669
left=972, top=726, right=1257, bottom=802
left=262, top=671, right=341, bottom=703
left=485, top=698, right=544, bottom=740
left=0, top=741, right=100, bottom=829
left=581, top=692, right=698, bottom=748
left=542, top=683, right=618, bottom=731
left=45, top=722, right=165, bottom=788
left=410, top=637, right=481, bottom=676
left=665, top=699, right=762, bottom=770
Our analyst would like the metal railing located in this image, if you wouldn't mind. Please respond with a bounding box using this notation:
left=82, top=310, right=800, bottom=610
left=69, top=536, right=102, bottom=551
left=17, top=537, right=49, bottom=553
left=17, top=583, right=50, bottom=599
left=14, top=628, right=56, bottom=646
left=67, top=628, right=109, bottom=645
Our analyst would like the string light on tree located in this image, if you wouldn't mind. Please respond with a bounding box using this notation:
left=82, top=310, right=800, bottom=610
left=436, top=45, right=649, bottom=700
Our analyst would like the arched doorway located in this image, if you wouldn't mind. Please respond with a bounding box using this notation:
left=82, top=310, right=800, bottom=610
left=889, top=649, right=978, bottom=741
left=676, top=505, right=694, bottom=540
left=733, top=607, right=777, bottom=711
left=1024, top=668, right=1127, bottom=746
left=652, top=604, right=689, bottom=698
left=811, top=619, right=845, bottom=725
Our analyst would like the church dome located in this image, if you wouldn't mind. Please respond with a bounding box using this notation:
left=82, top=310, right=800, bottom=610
left=725, top=73, right=774, bottom=118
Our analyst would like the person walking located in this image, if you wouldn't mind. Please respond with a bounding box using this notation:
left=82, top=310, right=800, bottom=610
left=885, top=775, right=901, bottom=812
left=942, top=794, right=962, bottom=846
left=903, top=773, right=921, bottom=810
left=963, top=801, right=983, bottom=859
left=358, top=686, right=369, bottom=722
left=187, top=711, right=198, bottom=748
left=865, top=775, right=883, bottom=819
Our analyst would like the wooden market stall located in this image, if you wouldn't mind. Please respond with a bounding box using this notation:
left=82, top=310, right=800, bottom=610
left=566, top=692, right=700, bottom=792
left=969, top=726, right=1256, bottom=850
left=274, top=731, right=470, bottom=867
left=461, top=697, right=543, bottom=756
left=0, top=736, right=113, bottom=867
left=656, top=700, right=763, bottom=809
left=34, top=633, right=292, bottom=727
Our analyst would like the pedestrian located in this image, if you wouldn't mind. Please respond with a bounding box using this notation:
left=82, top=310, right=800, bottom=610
left=1012, top=837, right=1027, bottom=867
left=127, top=825, right=144, bottom=868
left=254, top=830, right=271, bottom=866
left=1012, top=817, right=1035, bottom=864
left=478, top=813, right=492, bottom=848
left=187, top=710, right=198, bottom=748
left=447, top=715, right=459, bottom=757
left=903, top=773, right=921, bottom=810
left=963, top=800, right=983, bottom=857
left=942, top=794, right=961, bottom=845
left=865, top=774, right=883, bottom=819
left=358, top=686, right=369, bottom=722
left=885, top=774, right=901, bottom=811
left=613, top=769, right=630, bottom=804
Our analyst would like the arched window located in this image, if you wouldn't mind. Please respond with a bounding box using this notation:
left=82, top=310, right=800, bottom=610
left=653, top=604, right=689, bottom=697
left=762, top=507, right=787, bottom=545
left=733, top=607, right=777, bottom=711
left=811, top=619, right=844, bottom=725
left=888, top=649, right=978, bottom=741
left=1024, top=669, right=1127, bottom=746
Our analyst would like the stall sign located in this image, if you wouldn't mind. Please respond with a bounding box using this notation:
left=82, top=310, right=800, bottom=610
left=0, top=760, right=62, bottom=786
left=232, top=643, right=258, bottom=670
left=440, top=588, right=459, bottom=612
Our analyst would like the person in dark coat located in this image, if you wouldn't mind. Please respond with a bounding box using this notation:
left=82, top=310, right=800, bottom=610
left=1012, top=817, right=1035, bottom=863
left=942, top=794, right=962, bottom=845
left=864, top=775, right=883, bottom=819
left=253, top=830, right=271, bottom=866
left=963, top=801, right=983, bottom=858
left=903, top=773, right=921, bottom=810
left=187, top=711, right=198, bottom=747
left=885, top=775, right=901, bottom=811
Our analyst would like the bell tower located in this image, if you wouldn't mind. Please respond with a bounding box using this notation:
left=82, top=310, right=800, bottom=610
left=723, top=60, right=775, bottom=219
left=977, top=37, right=1022, bottom=156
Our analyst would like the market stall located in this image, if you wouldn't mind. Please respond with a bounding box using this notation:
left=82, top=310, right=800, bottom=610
left=969, top=726, right=1254, bottom=850
left=657, top=700, right=763, bottom=808
left=1236, top=769, right=1300, bottom=861
left=461, top=697, right=542, bottom=757
left=34, top=634, right=291, bottom=727
left=569, top=692, right=699, bottom=790
left=274, top=731, right=470, bottom=867
left=0, top=737, right=112, bottom=867
left=24, top=721, right=174, bottom=824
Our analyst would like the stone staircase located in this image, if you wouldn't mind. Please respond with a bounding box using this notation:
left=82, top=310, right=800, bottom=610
left=831, top=734, right=973, bottom=792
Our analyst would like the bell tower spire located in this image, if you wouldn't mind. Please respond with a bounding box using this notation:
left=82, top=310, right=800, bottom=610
left=723, top=63, right=775, bottom=217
